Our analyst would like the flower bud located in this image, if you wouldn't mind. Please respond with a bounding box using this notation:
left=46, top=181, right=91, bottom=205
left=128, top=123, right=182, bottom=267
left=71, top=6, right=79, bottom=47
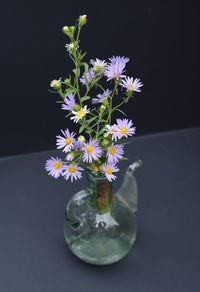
left=78, top=14, right=87, bottom=27
left=127, top=91, right=133, bottom=98
left=102, top=99, right=109, bottom=106
left=62, top=25, right=75, bottom=39
left=50, top=79, right=61, bottom=90
left=64, top=77, right=71, bottom=86
left=100, top=105, right=106, bottom=113
left=62, top=25, right=70, bottom=34
left=70, top=26, right=76, bottom=34
left=66, top=152, right=74, bottom=161
left=78, top=135, right=85, bottom=143
left=92, top=66, right=100, bottom=74
left=103, top=138, right=109, bottom=146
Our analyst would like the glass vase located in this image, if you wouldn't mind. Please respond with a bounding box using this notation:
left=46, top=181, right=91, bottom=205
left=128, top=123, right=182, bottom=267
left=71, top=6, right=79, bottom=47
left=64, top=160, right=142, bottom=265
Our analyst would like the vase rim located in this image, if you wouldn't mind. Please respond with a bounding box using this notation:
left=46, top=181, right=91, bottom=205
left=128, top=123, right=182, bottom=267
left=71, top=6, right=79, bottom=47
left=86, top=167, right=108, bottom=182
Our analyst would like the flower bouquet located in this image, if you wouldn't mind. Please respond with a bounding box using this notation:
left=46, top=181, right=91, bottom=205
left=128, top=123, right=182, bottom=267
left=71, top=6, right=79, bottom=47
left=46, top=14, right=142, bottom=183
left=45, top=15, right=143, bottom=265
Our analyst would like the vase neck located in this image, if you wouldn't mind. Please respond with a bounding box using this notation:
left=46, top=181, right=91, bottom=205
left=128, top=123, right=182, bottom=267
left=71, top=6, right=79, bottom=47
left=86, top=169, right=113, bottom=214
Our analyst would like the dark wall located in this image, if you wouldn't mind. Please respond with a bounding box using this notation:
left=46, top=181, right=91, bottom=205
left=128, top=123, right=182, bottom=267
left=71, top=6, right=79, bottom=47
left=1, top=0, right=199, bottom=157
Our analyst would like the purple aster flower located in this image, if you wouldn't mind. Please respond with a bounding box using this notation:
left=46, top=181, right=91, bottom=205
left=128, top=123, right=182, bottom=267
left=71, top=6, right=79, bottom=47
left=80, top=68, right=95, bottom=85
left=82, top=139, right=102, bottom=163
left=62, top=164, right=83, bottom=182
left=56, top=129, right=76, bottom=153
left=92, top=89, right=112, bottom=104
left=61, top=94, right=75, bottom=111
left=120, top=77, right=143, bottom=92
left=45, top=157, right=64, bottom=179
left=107, top=143, right=124, bottom=163
left=109, top=56, right=130, bottom=65
left=90, top=58, right=107, bottom=73
left=102, top=162, right=119, bottom=182
left=74, top=140, right=83, bottom=151
left=116, top=119, right=136, bottom=138
left=105, top=58, right=127, bottom=81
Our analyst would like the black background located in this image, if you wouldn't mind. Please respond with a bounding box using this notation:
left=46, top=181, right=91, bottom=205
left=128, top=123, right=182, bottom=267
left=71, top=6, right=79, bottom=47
left=1, top=0, right=199, bottom=157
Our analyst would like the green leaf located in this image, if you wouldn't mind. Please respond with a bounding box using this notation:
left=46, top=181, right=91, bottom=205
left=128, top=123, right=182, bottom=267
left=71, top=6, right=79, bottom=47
left=97, top=127, right=105, bottom=137
left=68, top=54, right=75, bottom=63
left=79, top=124, right=86, bottom=133
left=85, top=129, right=94, bottom=134
left=90, top=121, right=99, bottom=129
left=119, top=157, right=128, bottom=160
left=48, top=89, right=57, bottom=94
left=65, top=112, right=72, bottom=118
left=80, top=62, right=89, bottom=73
left=91, top=75, right=103, bottom=86
left=87, top=116, right=96, bottom=124
left=79, top=51, right=87, bottom=61
left=112, top=108, right=127, bottom=116
left=64, top=88, right=76, bottom=96
left=118, top=141, right=133, bottom=146
left=73, top=68, right=80, bottom=78
left=81, top=95, right=90, bottom=102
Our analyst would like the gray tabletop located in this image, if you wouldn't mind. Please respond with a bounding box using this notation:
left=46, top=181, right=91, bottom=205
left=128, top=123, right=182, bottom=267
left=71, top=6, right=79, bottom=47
left=0, top=128, right=200, bottom=292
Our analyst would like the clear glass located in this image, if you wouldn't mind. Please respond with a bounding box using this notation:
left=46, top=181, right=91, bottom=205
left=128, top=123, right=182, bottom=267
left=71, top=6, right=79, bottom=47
left=64, top=160, right=142, bottom=265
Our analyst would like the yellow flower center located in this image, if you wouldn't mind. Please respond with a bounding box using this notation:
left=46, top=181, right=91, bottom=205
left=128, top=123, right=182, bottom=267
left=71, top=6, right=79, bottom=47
left=120, top=127, right=127, bottom=134
left=69, top=43, right=74, bottom=47
left=65, top=137, right=72, bottom=144
left=92, top=165, right=98, bottom=172
left=77, top=110, right=85, bottom=118
left=106, top=167, right=112, bottom=175
left=109, top=147, right=116, bottom=155
left=53, top=161, right=61, bottom=169
left=68, top=166, right=76, bottom=173
left=86, top=145, right=93, bottom=154
left=129, top=83, right=134, bottom=90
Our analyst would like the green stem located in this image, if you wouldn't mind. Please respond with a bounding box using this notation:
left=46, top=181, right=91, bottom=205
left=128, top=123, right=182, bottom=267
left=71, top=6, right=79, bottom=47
left=112, top=96, right=129, bottom=111
left=96, top=115, right=101, bottom=138
left=107, top=81, right=118, bottom=124
left=58, top=88, right=65, bottom=99
left=74, top=52, right=82, bottom=106
left=76, top=26, right=81, bottom=42
left=96, top=83, right=107, bottom=93
left=83, top=117, right=92, bottom=139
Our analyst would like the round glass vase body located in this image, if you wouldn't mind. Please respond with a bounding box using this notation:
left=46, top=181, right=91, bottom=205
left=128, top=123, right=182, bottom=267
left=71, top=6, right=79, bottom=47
left=64, top=161, right=141, bottom=265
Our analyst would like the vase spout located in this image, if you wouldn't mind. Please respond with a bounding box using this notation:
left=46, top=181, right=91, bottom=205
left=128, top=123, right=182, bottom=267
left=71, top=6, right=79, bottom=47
left=115, top=159, right=142, bottom=214
left=128, top=159, right=143, bottom=174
